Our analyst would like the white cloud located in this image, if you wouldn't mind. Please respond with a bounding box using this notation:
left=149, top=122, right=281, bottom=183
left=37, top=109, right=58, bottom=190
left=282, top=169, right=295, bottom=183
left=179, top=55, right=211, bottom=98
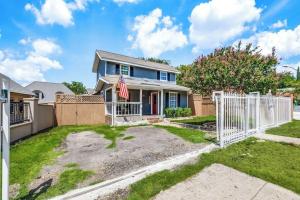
left=19, top=38, right=31, bottom=45
left=113, top=0, right=140, bottom=5
left=270, top=19, right=287, bottom=29
left=238, top=25, right=300, bottom=59
left=25, top=0, right=98, bottom=27
left=0, top=39, right=62, bottom=84
left=128, top=8, right=188, bottom=57
left=189, top=0, right=262, bottom=52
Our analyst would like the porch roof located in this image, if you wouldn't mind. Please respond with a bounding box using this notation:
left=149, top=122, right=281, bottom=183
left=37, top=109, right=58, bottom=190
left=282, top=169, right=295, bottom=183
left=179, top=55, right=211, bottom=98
left=95, top=76, right=190, bottom=92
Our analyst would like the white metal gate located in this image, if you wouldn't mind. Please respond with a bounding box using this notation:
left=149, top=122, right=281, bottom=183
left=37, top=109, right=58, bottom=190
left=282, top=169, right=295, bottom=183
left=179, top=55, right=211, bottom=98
left=213, top=91, right=292, bottom=147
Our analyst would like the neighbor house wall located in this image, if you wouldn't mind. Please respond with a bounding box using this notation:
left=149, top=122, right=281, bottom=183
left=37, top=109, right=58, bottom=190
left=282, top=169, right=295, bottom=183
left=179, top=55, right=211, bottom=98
left=56, top=95, right=106, bottom=125
left=188, top=94, right=215, bottom=116
left=10, top=98, right=55, bottom=143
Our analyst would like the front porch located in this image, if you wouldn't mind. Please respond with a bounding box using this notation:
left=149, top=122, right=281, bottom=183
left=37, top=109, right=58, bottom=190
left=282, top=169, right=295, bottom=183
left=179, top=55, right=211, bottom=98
left=104, top=87, right=189, bottom=123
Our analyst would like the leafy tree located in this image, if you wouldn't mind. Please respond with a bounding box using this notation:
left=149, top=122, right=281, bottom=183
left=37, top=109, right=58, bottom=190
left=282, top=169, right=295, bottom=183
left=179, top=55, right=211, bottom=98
left=179, top=42, right=279, bottom=95
left=63, top=81, right=87, bottom=95
left=297, top=67, right=300, bottom=81
left=139, top=57, right=171, bottom=65
left=176, top=64, right=192, bottom=86
left=277, top=72, right=295, bottom=88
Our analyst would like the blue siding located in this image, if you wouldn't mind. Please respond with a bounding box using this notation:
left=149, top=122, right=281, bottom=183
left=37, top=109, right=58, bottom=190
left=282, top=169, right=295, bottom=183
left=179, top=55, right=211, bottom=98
left=106, top=62, right=116, bottom=75
left=179, top=92, right=187, bottom=107
left=132, top=66, right=157, bottom=79
left=142, top=90, right=151, bottom=115
left=169, top=73, right=176, bottom=82
left=97, top=60, right=106, bottom=77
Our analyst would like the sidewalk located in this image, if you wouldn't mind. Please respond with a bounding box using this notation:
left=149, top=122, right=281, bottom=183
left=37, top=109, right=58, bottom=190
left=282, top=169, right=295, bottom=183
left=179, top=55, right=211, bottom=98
left=154, top=164, right=300, bottom=200
left=255, top=133, right=300, bottom=145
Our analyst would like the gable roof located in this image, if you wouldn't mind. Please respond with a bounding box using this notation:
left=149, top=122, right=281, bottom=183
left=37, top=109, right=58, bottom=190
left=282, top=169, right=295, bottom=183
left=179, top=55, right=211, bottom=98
left=0, top=73, right=34, bottom=96
left=25, top=81, right=74, bottom=103
left=92, top=50, right=179, bottom=74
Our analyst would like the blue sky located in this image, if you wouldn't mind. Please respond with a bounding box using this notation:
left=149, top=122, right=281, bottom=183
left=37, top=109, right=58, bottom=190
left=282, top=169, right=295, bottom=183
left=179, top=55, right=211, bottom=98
left=0, top=0, right=299, bottom=88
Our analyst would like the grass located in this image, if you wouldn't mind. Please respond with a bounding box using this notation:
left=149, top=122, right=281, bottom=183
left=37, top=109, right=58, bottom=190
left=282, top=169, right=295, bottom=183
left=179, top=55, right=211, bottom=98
left=34, top=167, right=93, bottom=200
left=123, top=135, right=135, bottom=140
left=171, top=115, right=216, bottom=125
left=65, top=163, right=79, bottom=168
left=6, top=125, right=127, bottom=199
left=127, top=138, right=300, bottom=200
left=266, top=120, right=300, bottom=138
left=155, top=125, right=207, bottom=143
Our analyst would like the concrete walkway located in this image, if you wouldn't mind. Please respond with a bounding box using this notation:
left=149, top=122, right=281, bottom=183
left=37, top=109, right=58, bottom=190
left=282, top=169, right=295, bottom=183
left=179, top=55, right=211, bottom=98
left=154, top=164, right=300, bottom=200
left=255, top=133, right=300, bottom=145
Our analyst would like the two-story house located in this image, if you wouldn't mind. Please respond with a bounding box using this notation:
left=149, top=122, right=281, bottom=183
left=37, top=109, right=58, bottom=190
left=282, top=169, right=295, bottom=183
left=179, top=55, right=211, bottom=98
left=92, top=50, right=190, bottom=121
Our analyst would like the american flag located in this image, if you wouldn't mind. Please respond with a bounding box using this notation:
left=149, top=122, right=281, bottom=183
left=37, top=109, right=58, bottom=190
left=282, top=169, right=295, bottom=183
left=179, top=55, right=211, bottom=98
left=118, top=75, right=129, bottom=100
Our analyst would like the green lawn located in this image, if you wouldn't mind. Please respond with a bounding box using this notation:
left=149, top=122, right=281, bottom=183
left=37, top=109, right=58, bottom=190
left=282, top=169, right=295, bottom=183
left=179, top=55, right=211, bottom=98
left=155, top=125, right=207, bottom=143
left=171, top=115, right=216, bottom=125
left=127, top=138, right=300, bottom=200
left=7, top=125, right=127, bottom=199
left=266, top=120, right=300, bottom=138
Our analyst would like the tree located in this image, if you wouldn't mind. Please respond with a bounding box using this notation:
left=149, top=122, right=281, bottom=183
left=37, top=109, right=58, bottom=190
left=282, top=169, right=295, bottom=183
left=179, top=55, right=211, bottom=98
left=139, top=57, right=171, bottom=65
left=297, top=67, right=300, bottom=81
left=63, top=81, right=87, bottom=95
left=179, top=42, right=279, bottom=95
left=176, top=64, right=192, bottom=86
left=277, top=72, right=295, bottom=89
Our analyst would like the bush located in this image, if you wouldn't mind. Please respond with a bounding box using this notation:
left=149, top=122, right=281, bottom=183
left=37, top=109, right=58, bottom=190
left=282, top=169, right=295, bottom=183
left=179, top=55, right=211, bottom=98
left=165, top=107, right=192, bottom=118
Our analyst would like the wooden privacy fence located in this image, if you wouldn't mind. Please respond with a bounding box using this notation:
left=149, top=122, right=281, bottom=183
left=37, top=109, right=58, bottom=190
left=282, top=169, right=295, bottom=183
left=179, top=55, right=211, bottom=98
left=55, top=95, right=106, bottom=126
left=188, top=94, right=215, bottom=116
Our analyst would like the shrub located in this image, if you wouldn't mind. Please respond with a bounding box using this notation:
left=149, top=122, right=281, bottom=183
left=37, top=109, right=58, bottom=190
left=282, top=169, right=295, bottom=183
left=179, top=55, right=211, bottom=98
left=165, top=107, right=192, bottom=118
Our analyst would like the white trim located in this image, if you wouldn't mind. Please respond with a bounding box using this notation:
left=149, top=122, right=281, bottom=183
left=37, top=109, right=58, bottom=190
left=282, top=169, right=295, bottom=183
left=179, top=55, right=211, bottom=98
left=160, top=71, right=167, bottom=81
left=99, top=57, right=179, bottom=74
left=150, top=92, right=158, bottom=115
left=169, top=91, right=178, bottom=108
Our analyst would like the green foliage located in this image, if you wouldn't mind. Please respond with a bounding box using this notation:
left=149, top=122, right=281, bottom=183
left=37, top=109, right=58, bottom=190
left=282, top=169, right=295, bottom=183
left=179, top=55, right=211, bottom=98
left=176, top=65, right=192, bottom=86
left=266, top=120, right=300, bottom=138
left=172, top=115, right=216, bottom=125
left=63, top=81, right=87, bottom=95
left=297, top=67, right=300, bottom=81
left=35, top=167, right=93, bottom=199
left=139, top=57, right=171, bottom=65
left=127, top=138, right=300, bottom=199
left=277, top=72, right=295, bottom=88
left=155, top=125, right=207, bottom=143
left=179, top=42, right=279, bottom=95
left=164, top=107, right=192, bottom=118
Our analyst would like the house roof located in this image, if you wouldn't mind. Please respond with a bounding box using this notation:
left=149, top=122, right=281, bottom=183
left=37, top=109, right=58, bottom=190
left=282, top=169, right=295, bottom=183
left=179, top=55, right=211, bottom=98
left=92, top=50, right=179, bottom=74
left=0, top=73, right=34, bottom=96
left=25, top=81, right=74, bottom=103
left=95, top=76, right=190, bottom=92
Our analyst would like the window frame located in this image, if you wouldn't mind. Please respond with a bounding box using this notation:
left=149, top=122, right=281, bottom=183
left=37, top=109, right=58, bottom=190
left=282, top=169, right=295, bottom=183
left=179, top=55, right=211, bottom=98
left=120, top=65, right=129, bottom=76
left=169, top=92, right=177, bottom=108
left=160, top=71, right=167, bottom=81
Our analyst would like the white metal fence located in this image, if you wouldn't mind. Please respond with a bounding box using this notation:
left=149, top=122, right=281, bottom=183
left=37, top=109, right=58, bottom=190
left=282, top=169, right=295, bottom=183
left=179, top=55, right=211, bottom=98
left=213, top=91, right=292, bottom=147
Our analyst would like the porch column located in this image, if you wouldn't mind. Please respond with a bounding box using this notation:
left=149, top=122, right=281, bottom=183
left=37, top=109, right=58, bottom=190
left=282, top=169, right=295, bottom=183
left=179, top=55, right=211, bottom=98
left=160, top=89, right=164, bottom=117
left=112, top=86, right=117, bottom=126
left=140, top=89, right=142, bottom=116
left=186, top=91, right=189, bottom=108
left=158, top=91, right=160, bottom=115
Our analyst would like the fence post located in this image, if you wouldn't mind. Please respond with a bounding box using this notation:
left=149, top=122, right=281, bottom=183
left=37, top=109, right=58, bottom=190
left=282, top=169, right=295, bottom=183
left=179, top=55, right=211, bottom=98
left=24, top=98, right=39, bottom=134
left=276, top=97, right=279, bottom=126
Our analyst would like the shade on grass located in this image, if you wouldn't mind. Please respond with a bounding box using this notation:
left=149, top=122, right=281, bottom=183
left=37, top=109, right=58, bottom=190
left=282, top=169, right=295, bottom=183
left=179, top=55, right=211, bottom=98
left=155, top=125, right=207, bottom=143
left=171, top=115, right=216, bottom=125
left=6, top=125, right=127, bottom=199
left=266, top=120, right=300, bottom=138
left=127, top=138, right=300, bottom=200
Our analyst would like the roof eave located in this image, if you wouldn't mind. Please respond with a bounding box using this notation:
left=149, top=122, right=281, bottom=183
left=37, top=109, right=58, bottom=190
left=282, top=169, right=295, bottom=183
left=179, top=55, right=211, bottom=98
left=92, top=51, right=101, bottom=73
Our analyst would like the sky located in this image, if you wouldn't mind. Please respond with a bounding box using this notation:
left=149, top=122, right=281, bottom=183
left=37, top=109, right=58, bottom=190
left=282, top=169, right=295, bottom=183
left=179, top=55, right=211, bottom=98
left=0, top=0, right=300, bottom=88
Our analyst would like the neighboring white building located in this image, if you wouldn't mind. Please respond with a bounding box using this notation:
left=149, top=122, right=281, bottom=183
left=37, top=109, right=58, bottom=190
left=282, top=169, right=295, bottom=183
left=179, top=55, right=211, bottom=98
left=25, top=81, right=74, bottom=104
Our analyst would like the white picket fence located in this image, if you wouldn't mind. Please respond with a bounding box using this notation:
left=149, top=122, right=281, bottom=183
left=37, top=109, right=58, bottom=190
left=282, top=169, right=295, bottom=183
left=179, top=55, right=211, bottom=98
left=213, top=91, right=292, bottom=147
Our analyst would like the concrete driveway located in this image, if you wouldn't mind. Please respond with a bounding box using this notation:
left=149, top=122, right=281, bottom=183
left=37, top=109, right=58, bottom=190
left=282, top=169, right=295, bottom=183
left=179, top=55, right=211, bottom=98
left=154, top=164, right=300, bottom=200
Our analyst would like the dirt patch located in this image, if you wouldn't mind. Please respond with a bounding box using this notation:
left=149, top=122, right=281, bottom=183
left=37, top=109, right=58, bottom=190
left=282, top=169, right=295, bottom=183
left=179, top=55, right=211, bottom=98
left=28, top=126, right=208, bottom=197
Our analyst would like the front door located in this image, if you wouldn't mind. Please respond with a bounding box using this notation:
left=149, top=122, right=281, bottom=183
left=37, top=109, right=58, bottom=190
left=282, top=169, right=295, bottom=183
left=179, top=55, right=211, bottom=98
left=151, top=93, right=158, bottom=115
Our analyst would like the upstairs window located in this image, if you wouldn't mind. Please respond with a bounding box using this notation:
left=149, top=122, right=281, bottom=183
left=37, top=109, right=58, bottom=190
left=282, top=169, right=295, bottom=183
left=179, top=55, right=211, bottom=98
left=160, top=71, right=167, bottom=81
left=121, top=65, right=129, bottom=76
